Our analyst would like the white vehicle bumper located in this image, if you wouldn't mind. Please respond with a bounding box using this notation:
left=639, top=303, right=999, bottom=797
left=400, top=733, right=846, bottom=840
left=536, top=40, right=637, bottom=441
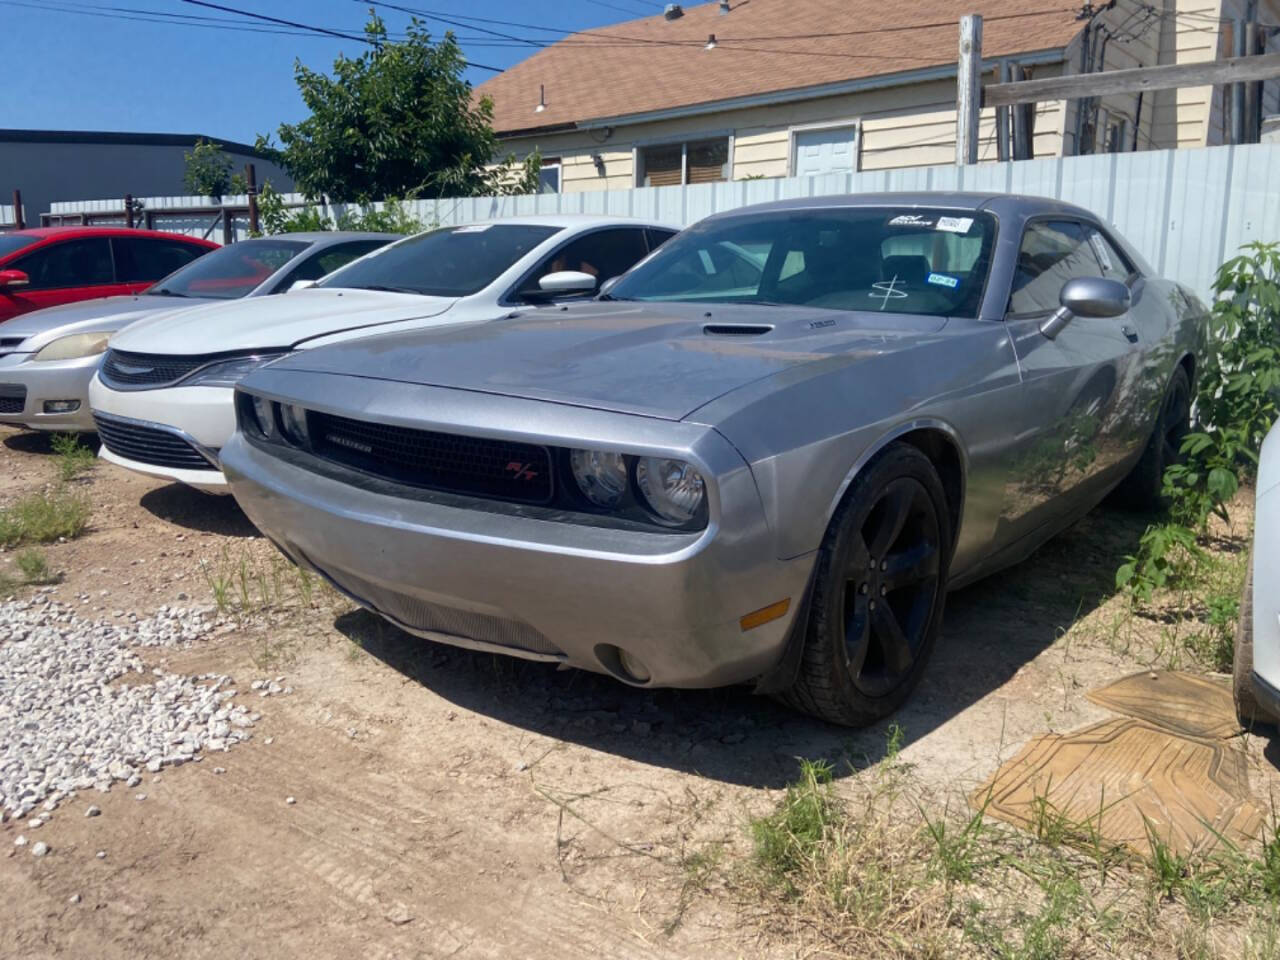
left=1252, top=478, right=1280, bottom=716
left=0, top=352, right=101, bottom=433
left=88, top=374, right=235, bottom=491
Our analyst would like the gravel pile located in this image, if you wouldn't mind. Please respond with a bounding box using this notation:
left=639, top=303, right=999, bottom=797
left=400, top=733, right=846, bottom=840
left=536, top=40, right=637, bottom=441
left=0, top=596, right=258, bottom=820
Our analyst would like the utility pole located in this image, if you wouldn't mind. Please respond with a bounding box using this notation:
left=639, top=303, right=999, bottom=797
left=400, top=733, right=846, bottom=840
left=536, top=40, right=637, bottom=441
left=11, top=190, right=23, bottom=231
left=245, top=163, right=259, bottom=238
left=1244, top=21, right=1262, bottom=143
left=956, top=14, right=983, bottom=165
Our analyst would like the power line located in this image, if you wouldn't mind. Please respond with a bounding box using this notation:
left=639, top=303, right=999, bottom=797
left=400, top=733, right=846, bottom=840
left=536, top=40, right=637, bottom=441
left=0, top=0, right=347, bottom=38
left=180, top=0, right=371, bottom=43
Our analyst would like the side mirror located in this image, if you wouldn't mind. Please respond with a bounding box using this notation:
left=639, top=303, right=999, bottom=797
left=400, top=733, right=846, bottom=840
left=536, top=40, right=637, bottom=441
left=537, top=270, right=598, bottom=296
left=598, top=275, right=622, bottom=298
left=288, top=279, right=316, bottom=293
left=1041, top=277, right=1130, bottom=339
left=0, top=269, right=30, bottom=289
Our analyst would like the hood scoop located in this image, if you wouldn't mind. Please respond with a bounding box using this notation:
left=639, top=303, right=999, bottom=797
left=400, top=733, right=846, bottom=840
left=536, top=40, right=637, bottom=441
left=702, top=323, right=773, bottom=337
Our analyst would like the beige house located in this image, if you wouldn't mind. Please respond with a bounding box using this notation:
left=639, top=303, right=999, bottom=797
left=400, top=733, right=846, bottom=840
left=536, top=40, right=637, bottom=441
left=477, top=0, right=1280, bottom=193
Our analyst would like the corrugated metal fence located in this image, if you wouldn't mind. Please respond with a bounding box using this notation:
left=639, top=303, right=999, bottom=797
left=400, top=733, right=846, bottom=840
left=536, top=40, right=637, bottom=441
left=48, top=142, right=1280, bottom=302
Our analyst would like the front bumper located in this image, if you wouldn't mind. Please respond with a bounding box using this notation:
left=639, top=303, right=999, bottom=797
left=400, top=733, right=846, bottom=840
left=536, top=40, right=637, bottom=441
left=1252, top=478, right=1280, bottom=714
left=88, top=374, right=233, bottom=490
left=0, top=352, right=101, bottom=432
left=221, top=431, right=814, bottom=689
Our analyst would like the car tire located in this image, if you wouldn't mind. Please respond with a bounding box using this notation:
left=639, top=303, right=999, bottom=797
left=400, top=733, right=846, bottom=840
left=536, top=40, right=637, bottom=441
left=1114, top=364, right=1191, bottom=510
left=1233, top=551, right=1276, bottom=730
left=780, top=442, right=952, bottom=727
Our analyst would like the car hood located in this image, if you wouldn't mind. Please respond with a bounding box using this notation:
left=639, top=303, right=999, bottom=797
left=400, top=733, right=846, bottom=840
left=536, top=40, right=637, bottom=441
left=270, top=301, right=948, bottom=421
left=109, top=288, right=456, bottom=355
left=1, top=295, right=215, bottom=348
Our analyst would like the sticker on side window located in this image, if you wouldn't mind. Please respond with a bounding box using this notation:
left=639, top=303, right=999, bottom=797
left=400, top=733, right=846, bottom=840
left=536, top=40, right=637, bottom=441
left=888, top=214, right=935, bottom=228
left=936, top=216, right=974, bottom=234
left=927, top=272, right=959, bottom=288
left=452, top=224, right=492, bottom=234
left=1088, top=231, right=1114, bottom=272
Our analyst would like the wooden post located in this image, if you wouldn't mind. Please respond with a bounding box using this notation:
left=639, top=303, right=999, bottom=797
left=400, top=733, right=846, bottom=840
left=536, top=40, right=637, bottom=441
left=11, top=190, right=23, bottom=230
left=220, top=208, right=232, bottom=246
left=956, top=14, right=983, bottom=165
left=124, top=194, right=134, bottom=229
left=1232, top=20, right=1246, bottom=144
left=245, top=163, right=259, bottom=238
left=996, top=60, right=1012, bottom=162
left=1244, top=22, right=1262, bottom=143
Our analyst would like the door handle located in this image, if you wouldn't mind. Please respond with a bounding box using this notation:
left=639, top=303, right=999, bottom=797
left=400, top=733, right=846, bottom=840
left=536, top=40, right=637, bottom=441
left=1121, top=324, right=1139, bottom=343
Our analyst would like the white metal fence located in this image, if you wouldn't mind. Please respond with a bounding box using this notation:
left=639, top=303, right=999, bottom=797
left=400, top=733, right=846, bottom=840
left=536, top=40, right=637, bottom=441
left=47, top=142, right=1280, bottom=302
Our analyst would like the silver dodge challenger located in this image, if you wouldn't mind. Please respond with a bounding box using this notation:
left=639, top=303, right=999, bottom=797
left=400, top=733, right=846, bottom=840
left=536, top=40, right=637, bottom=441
left=220, top=193, right=1207, bottom=725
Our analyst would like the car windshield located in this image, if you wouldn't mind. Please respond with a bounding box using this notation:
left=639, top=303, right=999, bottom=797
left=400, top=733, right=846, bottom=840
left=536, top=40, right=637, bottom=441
left=0, top=235, right=39, bottom=259
left=608, top=207, right=997, bottom=318
left=318, top=224, right=563, bottom=297
left=146, top=238, right=308, bottom=300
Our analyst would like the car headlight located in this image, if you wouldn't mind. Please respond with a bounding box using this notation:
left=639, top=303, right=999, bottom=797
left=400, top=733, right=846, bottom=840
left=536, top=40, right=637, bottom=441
left=185, top=352, right=290, bottom=387
left=569, top=449, right=628, bottom=508
left=634, top=457, right=706, bottom=525
left=278, top=403, right=310, bottom=447
left=246, top=395, right=277, bottom=439
left=32, top=332, right=114, bottom=362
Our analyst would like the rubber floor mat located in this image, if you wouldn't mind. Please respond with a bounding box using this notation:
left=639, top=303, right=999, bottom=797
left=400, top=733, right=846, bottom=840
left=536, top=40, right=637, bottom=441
left=974, top=717, right=1263, bottom=857
left=1086, top=671, right=1239, bottom=740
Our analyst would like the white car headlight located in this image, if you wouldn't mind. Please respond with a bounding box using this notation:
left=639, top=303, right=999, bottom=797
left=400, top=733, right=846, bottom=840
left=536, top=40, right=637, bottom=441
left=185, top=353, right=290, bottom=387
left=569, top=449, right=628, bottom=508
left=32, top=332, right=114, bottom=362
left=634, top=457, right=706, bottom=525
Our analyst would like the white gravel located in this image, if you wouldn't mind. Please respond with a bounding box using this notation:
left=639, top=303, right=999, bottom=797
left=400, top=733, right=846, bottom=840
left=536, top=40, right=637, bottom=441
left=0, top=596, right=257, bottom=820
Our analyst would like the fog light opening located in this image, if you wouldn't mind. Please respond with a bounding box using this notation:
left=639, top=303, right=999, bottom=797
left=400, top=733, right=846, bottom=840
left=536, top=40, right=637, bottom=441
left=595, top=643, right=653, bottom=685
left=43, top=400, right=80, bottom=414
left=739, top=598, right=791, bottom=632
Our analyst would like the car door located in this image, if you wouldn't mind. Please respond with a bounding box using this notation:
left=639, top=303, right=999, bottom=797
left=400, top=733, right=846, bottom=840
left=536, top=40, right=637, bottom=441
left=998, top=218, right=1145, bottom=541
left=508, top=228, right=653, bottom=306
left=112, top=236, right=209, bottom=293
left=1, top=237, right=119, bottom=319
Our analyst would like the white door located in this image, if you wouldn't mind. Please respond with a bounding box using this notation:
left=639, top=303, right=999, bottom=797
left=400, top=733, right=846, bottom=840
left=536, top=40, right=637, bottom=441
left=793, top=125, right=860, bottom=177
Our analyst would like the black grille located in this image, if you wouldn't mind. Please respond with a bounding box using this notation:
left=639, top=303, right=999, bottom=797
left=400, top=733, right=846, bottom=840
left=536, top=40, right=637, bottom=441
left=0, top=384, right=25, bottom=415
left=0, top=336, right=26, bottom=358
left=93, top=413, right=216, bottom=471
left=101, top=349, right=212, bottom=388
left=309, top=411, right=554, bottom=505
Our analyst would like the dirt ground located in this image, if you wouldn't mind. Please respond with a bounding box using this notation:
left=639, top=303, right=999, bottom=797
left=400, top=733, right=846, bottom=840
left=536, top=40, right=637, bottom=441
left=0, top=427, right=1275, bottom=959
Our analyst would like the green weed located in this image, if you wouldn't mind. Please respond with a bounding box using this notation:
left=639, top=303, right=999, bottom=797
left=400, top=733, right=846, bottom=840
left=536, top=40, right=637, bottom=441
left=0, top=486, right=90, bottom=546
left=50, top=432, right=95, bottom=481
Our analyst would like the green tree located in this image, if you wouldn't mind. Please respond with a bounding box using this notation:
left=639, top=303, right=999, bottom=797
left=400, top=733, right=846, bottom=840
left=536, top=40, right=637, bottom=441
left=259, top=12, right=537, bottom=202
left=183, top=139, right=235, bottom=199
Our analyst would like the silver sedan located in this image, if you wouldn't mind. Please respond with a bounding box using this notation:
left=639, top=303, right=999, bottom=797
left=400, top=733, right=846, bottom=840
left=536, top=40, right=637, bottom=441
left=0, top=232, right=395, bottom=432
left=222, top=193, right=1206, bottom=725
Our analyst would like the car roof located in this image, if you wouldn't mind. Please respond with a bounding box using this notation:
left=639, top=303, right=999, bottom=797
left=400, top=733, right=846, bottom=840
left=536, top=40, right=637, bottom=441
left=701, top=191, right=1105, bottom=224
left=456, top=214, right=678, bottom=231
left=243, top=231, right=402, bottom=245
left=6, top=225, right=217, bottom=245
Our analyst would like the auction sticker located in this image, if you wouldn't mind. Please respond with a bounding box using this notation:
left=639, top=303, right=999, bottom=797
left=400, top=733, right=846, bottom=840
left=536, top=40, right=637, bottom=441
left=936, top=216, right=974, bottom=233
left=927, top=272, right=959, bottom=288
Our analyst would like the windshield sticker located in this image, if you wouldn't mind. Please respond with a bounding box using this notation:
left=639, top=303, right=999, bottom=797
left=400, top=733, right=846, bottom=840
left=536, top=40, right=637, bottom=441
left=869, top=276, right=909, bottom=310
left=1089, top=232, right=1114, bottom=271
left=927, top=272, right=959, bottom=288
left=452, top=224, right=492, bottom=233
left=888, top=214, right=935, bottom=228
left=936, top=216, right=974, bottom=234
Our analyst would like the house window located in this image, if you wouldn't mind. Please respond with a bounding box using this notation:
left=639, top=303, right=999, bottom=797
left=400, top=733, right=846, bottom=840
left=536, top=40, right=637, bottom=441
left=538, top=159, right=561, bottom=194
left=638, top=138, right=729, bottom=187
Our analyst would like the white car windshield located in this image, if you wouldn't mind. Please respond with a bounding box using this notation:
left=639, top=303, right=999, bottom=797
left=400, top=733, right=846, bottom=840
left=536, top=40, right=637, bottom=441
left=318, top=224, right=563, bottom=297
left=608, top=207, right=997, bottom=318
left=147, top=238, right=308, bottom=300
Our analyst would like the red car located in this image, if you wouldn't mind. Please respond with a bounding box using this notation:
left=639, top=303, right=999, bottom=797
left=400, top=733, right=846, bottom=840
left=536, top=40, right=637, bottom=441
left=0, top=227, right=218, bottom=323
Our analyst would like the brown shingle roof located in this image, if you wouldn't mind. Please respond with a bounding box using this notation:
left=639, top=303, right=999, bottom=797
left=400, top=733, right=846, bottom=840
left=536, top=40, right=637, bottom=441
left=477, top=0, right=1083, bottom=135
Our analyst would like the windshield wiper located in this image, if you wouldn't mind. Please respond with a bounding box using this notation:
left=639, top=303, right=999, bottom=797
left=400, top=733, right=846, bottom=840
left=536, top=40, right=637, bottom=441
left=147, top=288, right=189, bottom=298
left=349, top=284, right=422, bottom=295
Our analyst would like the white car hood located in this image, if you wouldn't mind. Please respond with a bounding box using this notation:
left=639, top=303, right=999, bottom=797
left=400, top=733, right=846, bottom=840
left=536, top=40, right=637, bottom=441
left=108, top=288, right=456, bottom=355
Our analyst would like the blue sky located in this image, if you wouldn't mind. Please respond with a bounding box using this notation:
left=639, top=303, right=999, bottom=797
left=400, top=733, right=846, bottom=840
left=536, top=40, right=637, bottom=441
left=0, top=0, right=670, bottom=144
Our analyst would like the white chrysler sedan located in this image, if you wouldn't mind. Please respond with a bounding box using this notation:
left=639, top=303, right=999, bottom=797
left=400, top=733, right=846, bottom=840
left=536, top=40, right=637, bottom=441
left=89, top=216, right=676, bottom=490
left=1235, top=420, right=1280, bottom=729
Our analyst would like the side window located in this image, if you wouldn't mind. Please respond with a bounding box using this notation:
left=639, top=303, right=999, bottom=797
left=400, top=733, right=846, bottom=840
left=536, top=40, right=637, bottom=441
left=1008, top=220, right=1102, bottom=315
left=518, top=229, right=650, bottom=299
left=645, top=228, right=677, bottom=252
left=274, top=241, right=388, bottom=291
left=12, top=238, right=113, bottom=289
left=1084, top=227, right=1133, bottom=283
left=114, top=237, right=206, bottom=283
